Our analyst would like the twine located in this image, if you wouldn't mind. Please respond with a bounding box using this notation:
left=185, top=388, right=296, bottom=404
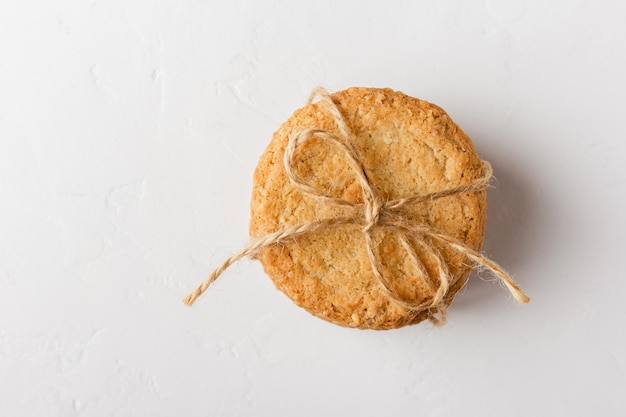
left=183, top=87, right=529, bottom=324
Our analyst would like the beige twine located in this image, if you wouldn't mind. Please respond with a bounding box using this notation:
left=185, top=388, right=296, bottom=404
left=183, top=87, right=529, bottom=325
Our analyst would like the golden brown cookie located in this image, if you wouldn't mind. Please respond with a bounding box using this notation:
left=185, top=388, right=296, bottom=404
left=249, top=87, right=488, bottom=329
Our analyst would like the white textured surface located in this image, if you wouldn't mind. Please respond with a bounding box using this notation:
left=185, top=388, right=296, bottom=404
left=1, top=0, right=625, bottom=415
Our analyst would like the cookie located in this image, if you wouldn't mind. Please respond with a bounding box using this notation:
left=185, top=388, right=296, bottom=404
left=249, top=87, right=488, bottom=329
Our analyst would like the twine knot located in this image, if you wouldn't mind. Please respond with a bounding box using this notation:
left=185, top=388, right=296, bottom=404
left=363, top=195, right=383, bottom=233
left=183, top=87, right=530, bottom=325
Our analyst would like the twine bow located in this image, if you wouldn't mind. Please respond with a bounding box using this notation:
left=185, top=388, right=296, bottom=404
left=183, top=88, right=529, bottom=324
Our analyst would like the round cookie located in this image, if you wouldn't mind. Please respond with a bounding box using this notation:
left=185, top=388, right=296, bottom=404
left=249, top=87, right=487, bottom=329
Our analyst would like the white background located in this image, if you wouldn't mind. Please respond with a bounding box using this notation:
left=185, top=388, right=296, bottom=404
left=1, top=0, right=625, bottom=416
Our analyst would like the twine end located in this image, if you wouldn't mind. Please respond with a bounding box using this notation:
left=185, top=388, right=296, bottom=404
left=506, top=283, right=530, bottom=304
left=183, top=293, right=197, bottom=307
left=515, top=292, right=531, bottom=304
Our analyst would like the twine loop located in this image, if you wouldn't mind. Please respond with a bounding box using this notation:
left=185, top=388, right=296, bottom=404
left=183, top=87, right=529, bottom=325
